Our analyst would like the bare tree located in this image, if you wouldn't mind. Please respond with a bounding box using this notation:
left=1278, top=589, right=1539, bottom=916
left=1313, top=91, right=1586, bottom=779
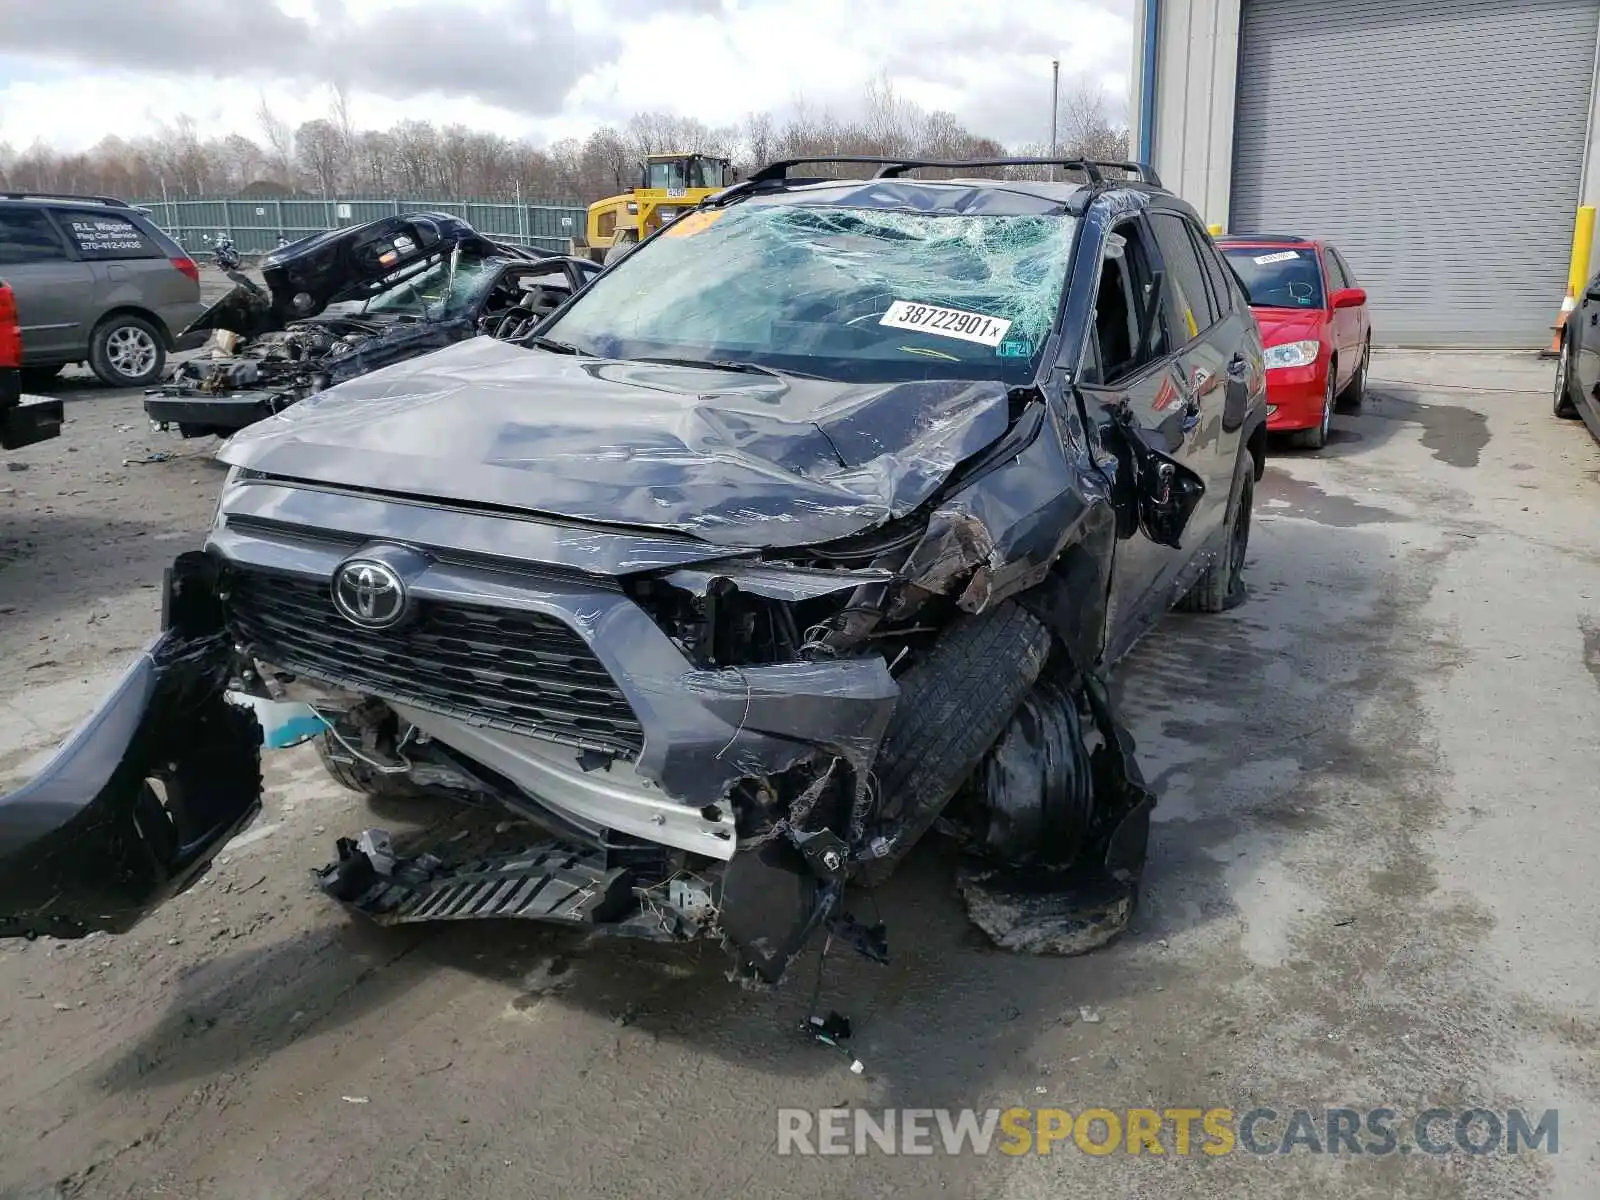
left=5, top=78, right=1126, bottom=206
left=1058, top=81, right=1130, bottom=162
left=329, top=82, right=357, bottom=192
left=295, top=119, right=343, bottom=197
left=256, top=93, right=295, bottom=185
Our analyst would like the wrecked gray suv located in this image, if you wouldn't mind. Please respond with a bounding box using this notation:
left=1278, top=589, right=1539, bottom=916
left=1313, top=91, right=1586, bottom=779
left=0, top=157, right=1266, bottom=986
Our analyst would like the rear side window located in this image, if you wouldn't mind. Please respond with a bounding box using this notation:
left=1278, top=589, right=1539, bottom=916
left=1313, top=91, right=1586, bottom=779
left=55, top=211, right=164, bottom=260
left=1323, top=249, right=1348, bottom=291
left=1191, top=226, right=1237, bottom=318
left=1151, top=212, right=1219, bottom=340
left=1330, top=247, right=1358, bottom=288
left=0, top=208, right=71, bottom=265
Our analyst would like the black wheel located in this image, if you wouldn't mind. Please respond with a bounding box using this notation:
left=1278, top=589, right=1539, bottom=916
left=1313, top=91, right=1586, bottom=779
left=88, top=314, right=165, bottom=388
left=19, top=364, right=64, bottom=389
left=1337, top=339, right=1369, bottom=412
left=857, top=602, right=1054, bottom=887
left=314, top=732, right=426, bottom=800
left=1555, top=336, right=1582, bottom=419
left=1290, top=367, right=1336, bottom=450
left=1176, top=449, right=1254, bottom=614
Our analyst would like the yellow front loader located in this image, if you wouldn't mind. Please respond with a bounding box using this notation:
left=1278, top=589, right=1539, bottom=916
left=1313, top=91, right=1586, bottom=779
left=584, top=153, right=736, bottom=263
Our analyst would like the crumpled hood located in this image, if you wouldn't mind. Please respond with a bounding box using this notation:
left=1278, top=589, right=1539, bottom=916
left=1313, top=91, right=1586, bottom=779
left=217, top=336, right=1014, bottom=549
left=1250, top=306, right=1327, bottom=346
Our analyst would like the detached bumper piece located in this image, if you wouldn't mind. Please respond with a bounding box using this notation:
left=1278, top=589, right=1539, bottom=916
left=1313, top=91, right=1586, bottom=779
left=318, top=833, right=636, bottom=928
left=144, top=391, right=275, bottom=437
left=0, top=554, right=263, bottom=938
left=315, top=820, right=862, bottom=986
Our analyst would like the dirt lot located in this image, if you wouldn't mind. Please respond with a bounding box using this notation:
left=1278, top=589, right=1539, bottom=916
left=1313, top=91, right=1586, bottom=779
left=1, top=350, right=1598, bottom=1200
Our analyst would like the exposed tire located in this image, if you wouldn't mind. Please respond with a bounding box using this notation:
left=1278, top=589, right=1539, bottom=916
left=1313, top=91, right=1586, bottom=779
left=1289, top=367, right=1336, bottom=450
left=1555, top=336, right=1582, bottom=419
left=1337, top=339, right=1369, bottom=413
left=314, top=732, right=426, bottom=800
left=857, top=601, right=1054, bottom=887
left=88, top=314, right=166, bottom=388
left=1175, top=449, right=1254, bottom=614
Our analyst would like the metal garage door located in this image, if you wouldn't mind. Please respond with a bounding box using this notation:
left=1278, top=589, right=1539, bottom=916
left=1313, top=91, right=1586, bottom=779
left=1231, top=0, right=1600, bottom=347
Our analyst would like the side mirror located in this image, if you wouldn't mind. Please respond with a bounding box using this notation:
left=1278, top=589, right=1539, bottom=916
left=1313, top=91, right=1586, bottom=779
left=1331, top=287, right=1367, bottom=310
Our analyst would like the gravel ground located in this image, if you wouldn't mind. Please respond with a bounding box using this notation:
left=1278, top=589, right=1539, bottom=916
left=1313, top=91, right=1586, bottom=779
left=1, top=349, right=1598, bottom=1200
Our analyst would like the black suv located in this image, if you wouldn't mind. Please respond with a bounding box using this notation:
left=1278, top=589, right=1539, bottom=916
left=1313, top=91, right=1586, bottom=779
left=0, top=193, right=204, bottom=388
left=0, top=158, right=1266, bottom=987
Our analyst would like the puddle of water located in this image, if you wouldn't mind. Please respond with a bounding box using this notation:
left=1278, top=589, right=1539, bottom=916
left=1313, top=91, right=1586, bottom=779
left=1368, top=391, right=1491, bottom=469
left=1258, top=467, right=1402, bottom=528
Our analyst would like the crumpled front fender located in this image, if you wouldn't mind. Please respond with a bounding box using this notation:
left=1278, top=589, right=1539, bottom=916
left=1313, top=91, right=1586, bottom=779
left=0, top=557, right=263, bottom=939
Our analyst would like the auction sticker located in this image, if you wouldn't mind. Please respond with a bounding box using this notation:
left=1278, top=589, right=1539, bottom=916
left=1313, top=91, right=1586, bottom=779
left=1253, top=251, right=1301, bottom=265
left=880, top=300, right=1012, bottom=347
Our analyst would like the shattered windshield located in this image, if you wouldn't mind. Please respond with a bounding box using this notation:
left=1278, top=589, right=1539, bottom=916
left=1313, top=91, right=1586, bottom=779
left=361, top=256, right=499, bottom=320
left=540, top=202, right=1077, bottom=383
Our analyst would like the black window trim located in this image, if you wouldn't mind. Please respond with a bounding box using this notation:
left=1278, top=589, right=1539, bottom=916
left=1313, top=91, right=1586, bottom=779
left=45, top=206, right=168, bottom=262
left=1188, top=218, right=1236, bottom=323
left=1148, top=207, right=1218, bottom=352
left=1077, top=212, right=1174, bottom=389
left=0, top=203, right=78, bottom=265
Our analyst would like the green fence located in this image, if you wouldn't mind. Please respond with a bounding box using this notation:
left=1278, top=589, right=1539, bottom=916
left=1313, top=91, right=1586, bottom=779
left=132, top=195, right=588, bottom=255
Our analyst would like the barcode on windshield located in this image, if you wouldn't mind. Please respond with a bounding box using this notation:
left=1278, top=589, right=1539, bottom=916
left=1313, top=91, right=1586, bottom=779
left=880, top=301, right=1012, bottom=347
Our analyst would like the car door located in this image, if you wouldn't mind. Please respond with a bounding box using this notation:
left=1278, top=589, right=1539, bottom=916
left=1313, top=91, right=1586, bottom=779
left=1321, top=247, right=1358, bottom=387
left=1191, top=219, right=1258, bottom=442
left=1331, top=247, right=1372, bottom=352
left=54, top=208, right=197, bottom=343
left=0, top=206, right=97, bottom=363
left=1075, top=217, right=1210, bottom=654
left=1147, top=209, right=1236, bottom=544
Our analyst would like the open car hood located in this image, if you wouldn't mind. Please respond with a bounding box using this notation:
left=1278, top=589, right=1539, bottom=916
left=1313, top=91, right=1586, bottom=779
left=185, top=213, right=547, bottom=339
left=216, top=336, right=1015, bottom=549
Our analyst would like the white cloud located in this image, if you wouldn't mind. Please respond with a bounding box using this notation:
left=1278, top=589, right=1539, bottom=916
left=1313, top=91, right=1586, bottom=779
left=0, top=0, right=1133, bottom=153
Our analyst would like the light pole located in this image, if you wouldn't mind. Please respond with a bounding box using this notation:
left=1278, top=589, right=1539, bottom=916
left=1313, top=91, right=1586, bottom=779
left=1049, top=58, right=1060, bottom=181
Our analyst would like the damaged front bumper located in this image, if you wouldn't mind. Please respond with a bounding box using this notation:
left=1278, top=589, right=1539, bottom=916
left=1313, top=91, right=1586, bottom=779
left=0, top=559, right=263, bottom=938
left=145, top=387, right=282, bottom=437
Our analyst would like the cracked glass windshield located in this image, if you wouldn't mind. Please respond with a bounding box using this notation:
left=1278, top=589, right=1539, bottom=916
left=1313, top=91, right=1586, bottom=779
left=541, top=202, right=1078, bottom=382
left=362, top=255, right=497, bottom=319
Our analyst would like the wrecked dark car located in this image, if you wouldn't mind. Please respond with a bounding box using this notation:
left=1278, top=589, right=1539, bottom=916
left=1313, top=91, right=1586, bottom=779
left=143, top=212, right=601, bottom=438
left=0, top=157, right=1267, bottom=988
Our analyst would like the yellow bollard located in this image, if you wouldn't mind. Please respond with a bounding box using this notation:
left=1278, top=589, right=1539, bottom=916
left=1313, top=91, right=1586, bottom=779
left=1568, top=206, right=1596, bottom=298
left=1207, top=223, right=1224, bottom=237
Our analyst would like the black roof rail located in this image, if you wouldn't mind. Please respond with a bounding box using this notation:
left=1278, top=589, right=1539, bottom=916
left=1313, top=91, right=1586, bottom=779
left=1215, top=232, right=1309, bottom=243
left=0, top=191, right=131, bottom=208
left=746, top=155, right=1163, bottom=189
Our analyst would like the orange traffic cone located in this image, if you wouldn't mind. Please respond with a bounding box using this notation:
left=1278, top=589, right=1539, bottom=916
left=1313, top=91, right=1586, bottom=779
left=1544, top=286, right=1577, bottom=357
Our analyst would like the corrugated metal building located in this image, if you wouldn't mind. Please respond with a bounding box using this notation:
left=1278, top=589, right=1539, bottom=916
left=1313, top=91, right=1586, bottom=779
left=1131, top=0, right=1600, bottom=347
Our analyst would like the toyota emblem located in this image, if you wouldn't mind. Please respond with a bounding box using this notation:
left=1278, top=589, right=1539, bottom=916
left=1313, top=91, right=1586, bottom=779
left=331, top=559, right=409, bottom=630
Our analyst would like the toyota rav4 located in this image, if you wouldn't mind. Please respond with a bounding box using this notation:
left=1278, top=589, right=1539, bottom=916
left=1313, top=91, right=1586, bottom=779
left=0, top=158, right=1266, bottom=986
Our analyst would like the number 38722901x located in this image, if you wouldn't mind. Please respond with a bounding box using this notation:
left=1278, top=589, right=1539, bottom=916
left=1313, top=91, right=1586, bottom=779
left=878, top=300, right=1013, bottom=348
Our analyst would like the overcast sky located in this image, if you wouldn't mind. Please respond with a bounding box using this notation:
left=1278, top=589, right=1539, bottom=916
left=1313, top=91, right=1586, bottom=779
left=0, top=0, right=1133, bottom=153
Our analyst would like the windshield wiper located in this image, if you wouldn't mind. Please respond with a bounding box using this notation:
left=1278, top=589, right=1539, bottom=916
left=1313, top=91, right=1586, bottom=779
left=526, top=335, right=582, bottom=354
left=630, top=355, right=787, bottom=377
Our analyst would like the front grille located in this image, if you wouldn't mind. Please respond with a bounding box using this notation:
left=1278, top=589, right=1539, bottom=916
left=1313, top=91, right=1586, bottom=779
left=227, top=568, right=645, bottom=759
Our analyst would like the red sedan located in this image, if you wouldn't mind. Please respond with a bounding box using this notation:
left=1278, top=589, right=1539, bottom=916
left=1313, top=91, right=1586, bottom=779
left=1217, top=236, right=1372, bottom=450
